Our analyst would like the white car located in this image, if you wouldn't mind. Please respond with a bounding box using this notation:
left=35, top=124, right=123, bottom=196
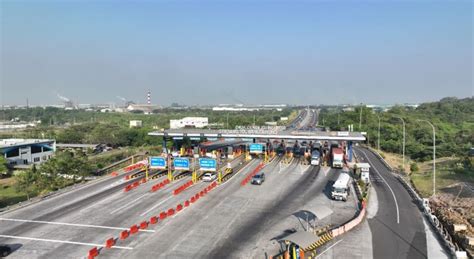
left=202, top=173, right=217, bottom=182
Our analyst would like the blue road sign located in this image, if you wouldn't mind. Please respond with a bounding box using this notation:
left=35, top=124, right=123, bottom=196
left=150, top=157, right=166, bottom=169
left=199, top=158, right=217, bottom=171
left=249, top=143, right=264, bottom=153
left=173, top=158, right=190, bottom=170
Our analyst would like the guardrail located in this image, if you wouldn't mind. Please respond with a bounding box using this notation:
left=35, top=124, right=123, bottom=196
left=363, top=147, right=459, bottom=258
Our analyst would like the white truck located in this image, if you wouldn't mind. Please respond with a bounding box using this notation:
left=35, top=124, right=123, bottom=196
left=331, top=173, right=351, bottom=201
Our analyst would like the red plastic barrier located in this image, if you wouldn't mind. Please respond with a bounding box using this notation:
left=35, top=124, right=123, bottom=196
left=200, top=191, right=205, bottom=197
left=184, top=200, right=190, bottom=207
left=140, top=221, right=148, bottom=229
left=176, top=204, right=183, bottom=212
left=124, top=185, right=132, bottom=192
left=105, top=238, right=115, bottom=249
left=130, top=224, right=139, bottom=234
left=124, top=175, right=130, bottom=180
left=120, top=230, right=129, bottom=240
left=190, top=196, right=196, bottom=203
left=167, top=208, right=175, bottom=216
left=159, top=212, right=167, bottom=220
left=111, top=171, right=118, bottom=177
left=150, top=216, right=158, bottom=224
left=88, top=247, right=99, bottom=258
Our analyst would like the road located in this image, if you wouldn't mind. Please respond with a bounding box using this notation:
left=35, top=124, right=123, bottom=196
left=355, top=147, right=428, bottom=259
left=0, top=154, right=359, bottom=258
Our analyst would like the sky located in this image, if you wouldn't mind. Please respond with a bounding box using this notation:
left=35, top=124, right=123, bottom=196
left=1, top=0, right=472, bottom=106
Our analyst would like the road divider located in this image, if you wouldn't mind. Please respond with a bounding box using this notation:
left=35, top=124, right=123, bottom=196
left=119, top=230, right=129, bottom=240
left=88, top=247, right=99, bottom=258
left=241, top=163, right=265, bottom=186
left=151, top=178, right=171, bottom=192
left=173, top=180, right=193, bottom=195
left=105, top=238, right=115, bottom=249
left=129, top=225, right=139, bottom=235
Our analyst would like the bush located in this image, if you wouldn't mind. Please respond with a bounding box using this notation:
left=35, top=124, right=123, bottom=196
left=410, top=163, right=419, bottom=173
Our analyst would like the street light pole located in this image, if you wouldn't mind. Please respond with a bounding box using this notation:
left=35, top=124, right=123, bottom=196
left=394, top=116, right=406, bottom=171
left=418, top=120, right=436, bottom=196
left=359, top=104, right=363, bottom=130
left=375, top=113, right=381, bottom=151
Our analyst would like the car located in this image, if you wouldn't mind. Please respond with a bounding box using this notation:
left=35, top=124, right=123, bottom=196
left=0, top=245, right=11, bottom=257
left=202, top=173, right=217, bottom=182
left=251, top=173, right=265, bottom=185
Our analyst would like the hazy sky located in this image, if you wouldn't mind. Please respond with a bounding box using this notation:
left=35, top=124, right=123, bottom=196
left=1, top=1, right=472, bottom=106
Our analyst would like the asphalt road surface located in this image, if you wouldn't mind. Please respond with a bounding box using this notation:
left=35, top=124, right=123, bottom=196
left=355, top=147, right=428, bottom=259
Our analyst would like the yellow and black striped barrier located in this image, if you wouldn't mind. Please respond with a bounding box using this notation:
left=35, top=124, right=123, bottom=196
left=173, top=172, right=190, bottom=180
left=303, top=231, right=334, bottom=257
left=130, top=171, right=145, bottom=179
left=151, top=171, right=167, bottom=180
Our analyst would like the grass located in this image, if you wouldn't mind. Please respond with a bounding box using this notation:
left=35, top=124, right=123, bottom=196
left=0, top=177, right=28, bottom=208
left=373, top=148, right=473, bottom=198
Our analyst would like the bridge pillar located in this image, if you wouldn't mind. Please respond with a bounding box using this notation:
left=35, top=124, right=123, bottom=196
left=348, top=141, right=353, bottom=162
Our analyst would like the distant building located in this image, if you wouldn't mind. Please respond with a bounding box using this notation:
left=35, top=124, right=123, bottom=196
left=130, top=120, right=143, bottom=128
left=170, top=117, right=209, bottom=129
left=0, top=139, right=56, bottom=167
left=127, top=104, right=161, bottom=114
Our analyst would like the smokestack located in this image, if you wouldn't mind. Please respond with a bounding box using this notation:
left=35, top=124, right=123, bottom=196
left=147, top=90, right=151, bottom=105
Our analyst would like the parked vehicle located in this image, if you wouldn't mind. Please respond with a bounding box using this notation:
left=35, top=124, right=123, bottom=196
left=331, top=173, right=351, bottom=201
left=251, top=173, right=265, bottom=185
left=331, top=148, right=344, bottom=168
left=202, top=172, right=217, bottom=182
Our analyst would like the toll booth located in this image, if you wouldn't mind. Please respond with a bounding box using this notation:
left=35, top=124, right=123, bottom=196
left=355, top=163, right=371, bottom=184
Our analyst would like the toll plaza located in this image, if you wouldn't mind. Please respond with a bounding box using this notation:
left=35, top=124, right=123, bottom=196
left=149, top=128, right=366, bottom=164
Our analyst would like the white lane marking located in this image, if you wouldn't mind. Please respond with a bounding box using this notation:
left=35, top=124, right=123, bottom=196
left=0, top=218, right=154, bottom=233
left=0, top=234, right=133, bottom=249
left=358, top=149, right=400, bottom=224
left=79, top=193, right=119, bottom=213
left=218, top=160, right=258, bottom=188
left=140, top=196, right=174, bottom=217
left=110, top=193, right=149, bottom=214
left=316, top=239, right=343, bottom=258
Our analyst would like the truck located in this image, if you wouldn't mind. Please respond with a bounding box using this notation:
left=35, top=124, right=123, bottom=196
left=331, top=148, right=344, bottom=168
left=331, top=172, right=351, bottom=201
left=310, top=150, right=321, bottom=166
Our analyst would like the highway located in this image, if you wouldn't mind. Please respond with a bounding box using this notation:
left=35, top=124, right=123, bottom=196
left=0, top=153, right=360, bottom=258
left=355, top=147, right=428, bottom=259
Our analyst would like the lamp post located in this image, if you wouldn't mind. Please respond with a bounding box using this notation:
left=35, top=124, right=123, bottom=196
left=417, top=119, right=436, bottom=196
left=375, top=113, right=381, bottom=151
left=394, top=116, right=406, bottom=171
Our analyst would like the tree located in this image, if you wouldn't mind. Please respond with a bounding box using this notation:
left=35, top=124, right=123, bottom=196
left=14, top=165, right=38, bottom=200
left=0, top=156, right=8, bottom=177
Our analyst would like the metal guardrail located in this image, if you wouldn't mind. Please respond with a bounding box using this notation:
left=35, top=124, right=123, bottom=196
left=363, top=147, right=458, bottom=258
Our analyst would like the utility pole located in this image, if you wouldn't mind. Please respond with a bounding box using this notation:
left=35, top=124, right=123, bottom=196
left=418, top=120, right=436, bottom=196
left=359, top=104, right=363, bottom=130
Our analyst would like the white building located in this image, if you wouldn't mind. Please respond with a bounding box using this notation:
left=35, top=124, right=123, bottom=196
left=130, top=120, right=143, bottom=128
left=170, top=117, right=208, bottom=129
left=0, top=139, right=56, bottom=167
